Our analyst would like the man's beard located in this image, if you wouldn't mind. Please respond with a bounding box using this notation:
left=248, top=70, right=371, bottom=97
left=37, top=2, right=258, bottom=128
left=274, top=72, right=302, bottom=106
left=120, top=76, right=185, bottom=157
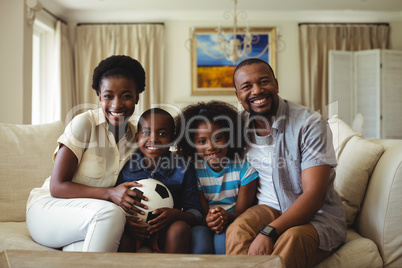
left=247, top=94, right=276, bottom=117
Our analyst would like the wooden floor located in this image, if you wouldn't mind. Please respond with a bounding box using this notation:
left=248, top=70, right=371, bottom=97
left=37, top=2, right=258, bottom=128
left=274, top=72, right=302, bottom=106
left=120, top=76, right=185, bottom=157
left=0, top=250, right=284, bottom=268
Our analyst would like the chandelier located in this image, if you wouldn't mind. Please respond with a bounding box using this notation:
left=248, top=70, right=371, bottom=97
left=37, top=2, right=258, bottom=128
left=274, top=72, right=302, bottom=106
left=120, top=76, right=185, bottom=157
left=216, top=0, right=252, bottom=63
left=197, top=0, right=255, bottom=64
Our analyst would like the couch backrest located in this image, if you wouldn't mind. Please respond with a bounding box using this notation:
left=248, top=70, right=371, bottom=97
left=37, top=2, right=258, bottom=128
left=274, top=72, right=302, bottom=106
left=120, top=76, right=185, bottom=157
left=356, top=139, right=402, bottom=268
left=0, top=121, right=64, bottom=222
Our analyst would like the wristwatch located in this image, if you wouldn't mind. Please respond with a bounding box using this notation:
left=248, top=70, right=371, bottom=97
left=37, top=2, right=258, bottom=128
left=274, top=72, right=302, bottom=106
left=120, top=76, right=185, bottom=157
left=259, top=225, right=279, bottom=242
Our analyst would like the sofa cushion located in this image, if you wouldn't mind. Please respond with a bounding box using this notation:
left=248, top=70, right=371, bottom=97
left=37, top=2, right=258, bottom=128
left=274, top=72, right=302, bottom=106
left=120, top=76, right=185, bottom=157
left=0, top=121, right=64, bottom=222
left=314, top=229, right=383, bottom=268
left=328, top=116, right=384, bottom=227
left=335, top=135, right=384, bottom=227
left=0, top=222, right=56, bottom=252
left=328, top=115, right=357, bottom=159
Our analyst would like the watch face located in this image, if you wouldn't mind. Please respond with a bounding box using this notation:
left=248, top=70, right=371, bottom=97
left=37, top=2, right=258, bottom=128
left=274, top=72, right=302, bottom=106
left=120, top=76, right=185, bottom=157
left=262, top=225, right=274, bottom=233
left=260, top=225, right=278, bottom=241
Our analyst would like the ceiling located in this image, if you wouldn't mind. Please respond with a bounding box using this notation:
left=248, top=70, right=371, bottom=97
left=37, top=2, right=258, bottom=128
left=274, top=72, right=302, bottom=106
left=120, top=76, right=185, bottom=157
left=40, top=0, right=402, bottom=22
left=43, top=0, right=402, bottom=12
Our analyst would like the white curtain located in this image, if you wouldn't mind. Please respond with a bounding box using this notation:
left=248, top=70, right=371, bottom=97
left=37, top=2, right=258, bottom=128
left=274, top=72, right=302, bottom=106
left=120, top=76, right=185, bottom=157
left=33, top=19, right=75, bottom=124
left=299, top=23, right=389, bottom=115
left=74, top=24, right=164, bottom=117
left=55, top=20, right=76, bottom=122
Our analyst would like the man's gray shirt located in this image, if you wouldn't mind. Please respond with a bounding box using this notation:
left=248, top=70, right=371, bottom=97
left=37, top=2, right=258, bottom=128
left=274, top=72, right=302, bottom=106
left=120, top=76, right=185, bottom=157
left=243, top=97, right=346, bottom=251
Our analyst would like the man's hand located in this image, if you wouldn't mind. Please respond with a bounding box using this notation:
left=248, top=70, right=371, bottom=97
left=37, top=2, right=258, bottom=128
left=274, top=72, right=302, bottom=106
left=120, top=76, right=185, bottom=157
left=248, top=233, right=274, bottom=255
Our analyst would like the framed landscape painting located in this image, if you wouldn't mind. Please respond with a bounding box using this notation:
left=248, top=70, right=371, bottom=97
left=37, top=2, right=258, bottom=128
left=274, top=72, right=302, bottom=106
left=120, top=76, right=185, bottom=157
left=191, top=27, right=276, bottom=95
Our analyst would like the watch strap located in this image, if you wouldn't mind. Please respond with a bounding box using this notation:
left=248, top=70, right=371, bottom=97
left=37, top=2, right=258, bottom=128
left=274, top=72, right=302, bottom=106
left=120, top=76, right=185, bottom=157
left=259, top=224, right=279, bottom=242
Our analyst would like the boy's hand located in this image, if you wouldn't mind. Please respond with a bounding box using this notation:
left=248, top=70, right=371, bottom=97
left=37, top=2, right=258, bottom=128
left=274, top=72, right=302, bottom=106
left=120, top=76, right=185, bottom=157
left=147, top=208, right=180, bottom=235
left=110, top=181, right=148, bottom=215
left=125, top=216, right=150, bottom=240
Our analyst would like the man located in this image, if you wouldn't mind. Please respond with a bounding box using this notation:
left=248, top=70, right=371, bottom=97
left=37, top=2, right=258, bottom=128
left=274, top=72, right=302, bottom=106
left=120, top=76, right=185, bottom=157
left=226, top=58, right=346, bottom=268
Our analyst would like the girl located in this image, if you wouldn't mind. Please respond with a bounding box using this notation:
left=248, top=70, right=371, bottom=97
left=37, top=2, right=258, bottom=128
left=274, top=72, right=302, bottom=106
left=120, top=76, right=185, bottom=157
left=175, top=101, right=258, bottom=254
left=26, top=55, right=148, bottom=252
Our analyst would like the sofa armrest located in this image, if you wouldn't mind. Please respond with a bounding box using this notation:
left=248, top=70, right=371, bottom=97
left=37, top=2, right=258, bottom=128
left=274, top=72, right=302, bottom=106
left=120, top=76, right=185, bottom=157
left=356, top=139, right=402, bottom=267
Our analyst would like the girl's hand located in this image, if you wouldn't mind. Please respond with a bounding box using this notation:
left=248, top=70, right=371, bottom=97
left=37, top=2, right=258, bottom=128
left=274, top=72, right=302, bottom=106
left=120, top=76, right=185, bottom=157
left=147, top=208, right=180, bottom=235
left=109, top=181, right=148, bottom=215
left=125, top=216, right=150, bottom=240
left=206, top=208, right=221, bottom=226
left=206, top=207, right=230, bottom=234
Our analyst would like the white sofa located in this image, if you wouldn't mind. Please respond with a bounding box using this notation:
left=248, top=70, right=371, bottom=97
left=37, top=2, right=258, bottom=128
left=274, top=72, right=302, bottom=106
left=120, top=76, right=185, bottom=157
left=0, top=116, right=401, bottom=267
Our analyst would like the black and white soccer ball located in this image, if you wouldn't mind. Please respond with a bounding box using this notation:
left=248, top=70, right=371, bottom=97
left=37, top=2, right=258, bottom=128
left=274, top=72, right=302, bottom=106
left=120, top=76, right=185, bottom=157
left=130, top=178, right=174, bottom=224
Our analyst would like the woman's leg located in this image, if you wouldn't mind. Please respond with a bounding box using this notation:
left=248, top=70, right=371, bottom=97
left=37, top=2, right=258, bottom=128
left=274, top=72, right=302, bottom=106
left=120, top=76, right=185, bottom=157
left=27, top=197, right=127, bottom=252
left=191, top=225, right=215, bottom=254
left=214, top=229, right=226, bottom=255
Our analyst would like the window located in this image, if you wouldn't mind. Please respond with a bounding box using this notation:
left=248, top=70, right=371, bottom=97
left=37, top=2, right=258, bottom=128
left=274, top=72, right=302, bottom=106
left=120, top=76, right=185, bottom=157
left=32, top=12, right=59, bottom=124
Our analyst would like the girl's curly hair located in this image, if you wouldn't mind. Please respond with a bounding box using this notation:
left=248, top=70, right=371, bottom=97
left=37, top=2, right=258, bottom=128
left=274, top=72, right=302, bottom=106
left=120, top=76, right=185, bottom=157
left=175, top=100, right=246, bottom=161
left=92, top=55, right=146, bottom=96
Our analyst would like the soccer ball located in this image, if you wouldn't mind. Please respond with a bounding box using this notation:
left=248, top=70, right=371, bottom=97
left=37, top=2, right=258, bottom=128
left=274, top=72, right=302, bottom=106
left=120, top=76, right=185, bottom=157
left=129, top=178, right=174, bottom=224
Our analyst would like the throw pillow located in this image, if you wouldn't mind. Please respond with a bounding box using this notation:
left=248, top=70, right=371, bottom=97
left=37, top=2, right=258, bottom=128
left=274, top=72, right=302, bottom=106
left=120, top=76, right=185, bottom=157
left=328, top=115, right=357, bottom=160
left=334, top=135, right=384, bottom=227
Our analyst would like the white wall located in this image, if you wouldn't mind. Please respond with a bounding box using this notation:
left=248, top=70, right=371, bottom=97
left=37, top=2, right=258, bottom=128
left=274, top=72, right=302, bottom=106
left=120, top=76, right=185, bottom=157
left=1, top=3, right=401, bottom=123
left=0, top=0, right=33, bottom=124
left=390, top=21, right=402, bottom=50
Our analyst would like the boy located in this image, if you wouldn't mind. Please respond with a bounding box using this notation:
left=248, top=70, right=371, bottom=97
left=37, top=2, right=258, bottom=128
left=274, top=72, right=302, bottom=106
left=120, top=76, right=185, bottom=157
left=116, top=108, right=202, bottom=253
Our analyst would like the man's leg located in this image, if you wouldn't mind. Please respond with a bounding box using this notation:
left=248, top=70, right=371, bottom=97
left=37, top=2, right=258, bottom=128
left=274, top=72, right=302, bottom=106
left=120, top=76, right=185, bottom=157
left=273, top=224, right=333, bottom=268
left=226, top=205, right=281, bottom=254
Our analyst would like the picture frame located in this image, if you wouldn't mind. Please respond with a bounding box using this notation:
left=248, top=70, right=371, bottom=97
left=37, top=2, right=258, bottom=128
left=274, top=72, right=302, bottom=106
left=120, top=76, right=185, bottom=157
left=191, top=27, right=276, bottom=95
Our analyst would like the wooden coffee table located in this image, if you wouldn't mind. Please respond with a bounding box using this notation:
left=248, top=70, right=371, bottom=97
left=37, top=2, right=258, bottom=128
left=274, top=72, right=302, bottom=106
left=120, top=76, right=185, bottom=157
left=0, top=250, right=284, bottom=267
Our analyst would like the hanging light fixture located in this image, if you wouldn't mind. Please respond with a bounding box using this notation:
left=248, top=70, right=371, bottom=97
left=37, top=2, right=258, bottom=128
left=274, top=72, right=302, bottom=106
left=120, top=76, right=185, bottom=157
left=215, top=0, right=252, bottom=63
left=193, top=0, right=254, bottom=64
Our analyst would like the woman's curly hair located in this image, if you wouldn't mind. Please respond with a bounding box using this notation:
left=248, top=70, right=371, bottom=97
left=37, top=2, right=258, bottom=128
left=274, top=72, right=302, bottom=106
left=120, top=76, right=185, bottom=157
left=175, top=100, right=246, bottom=161
left=92, top=55, right=146, bottom=96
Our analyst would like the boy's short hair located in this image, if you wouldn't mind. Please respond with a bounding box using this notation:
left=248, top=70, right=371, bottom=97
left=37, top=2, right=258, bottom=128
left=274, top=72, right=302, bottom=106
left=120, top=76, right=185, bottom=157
left=137, top=108, right=175, bottom=138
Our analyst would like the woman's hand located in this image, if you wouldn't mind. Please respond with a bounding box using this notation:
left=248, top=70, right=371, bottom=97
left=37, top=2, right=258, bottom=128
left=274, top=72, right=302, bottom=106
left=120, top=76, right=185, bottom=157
left=206, top=207, right=231, bottom=234
left=147, top=208, right=181, bottom=235
left=125, top=216, right=150, bottom=240
left=109, top=181, right=148, bottom=215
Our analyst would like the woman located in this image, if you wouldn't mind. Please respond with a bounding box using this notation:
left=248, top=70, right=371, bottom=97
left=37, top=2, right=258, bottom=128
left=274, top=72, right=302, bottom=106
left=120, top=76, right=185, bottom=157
left=26, top=55, right=148, bottom=252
